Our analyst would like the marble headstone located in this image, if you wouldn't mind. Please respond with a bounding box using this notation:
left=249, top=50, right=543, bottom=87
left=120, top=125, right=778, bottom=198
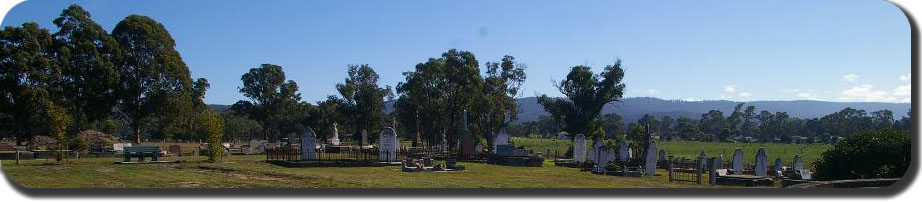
left=645, top=140, right=657, bottom=174
left=331, top=122, right=341, bottom=146
left=378, top=127, right=399, bottom=162
left=300, top=128, right=317, bottom=160
left=493, top=128, right=509, bottom=149
left=793, top=155, right=804, bottom=171
left=774, top=158, right=783, bottom=171
left=595, top=147, right=616, bottom=172
left=573, top=134, right=587, bottom=164
left=618, top=141, right=631, bottom=163
left=754, top=148, right=768, bottom=176
left=732, top=148, right=744, bottom=175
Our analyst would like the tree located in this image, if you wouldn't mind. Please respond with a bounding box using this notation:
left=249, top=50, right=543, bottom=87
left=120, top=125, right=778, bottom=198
left=310, top=96, right=347, bottom=142
left=336, top=64, right=390, bottom=143
left=814, top=130, right=910, bottom=180
left=871, top=109, right=894, bottom=129
left=198, top=109, right=225, bottom=162
left=660, top=116, right=675, bottom=140
left=222, top=111, right=263, bottom=143
left=537, top=60, right=626, bottom=138
left=237, top=64, right=302, bottom=141
left=112, top=15, right=194, bottom=143
left=396, top=49, right=483, bottom=148
left=600, top=113, right=624, bottom=139
left=637, top=114, right=661, bottom=136
left=0, top=22, right=62, bottom=146
left=475, top=55, right=526, bottom=150
left=698, top=110, right=727, bottom=141
left=52, top=4, right=120, bottom=132
left=675, top=117, right=700, bottom=141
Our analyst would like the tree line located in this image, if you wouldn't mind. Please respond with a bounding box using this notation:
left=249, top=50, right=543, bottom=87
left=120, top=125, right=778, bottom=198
left=509, top=103, right=911, bottom=144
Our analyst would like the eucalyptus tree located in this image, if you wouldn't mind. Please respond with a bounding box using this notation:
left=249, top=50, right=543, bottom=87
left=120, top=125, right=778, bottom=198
left=112, top=15, right=194, bottom=143
left=336, top=64, right=391, bottom=143
left=475, top=55, right=526, bottom=150
left=52, top=4, right=120, bottom=132
left=537, top=60, right=626, bottom=138
left=236, top=64, right=302, bottom=141
left=0, top=22, right=66, bottom=145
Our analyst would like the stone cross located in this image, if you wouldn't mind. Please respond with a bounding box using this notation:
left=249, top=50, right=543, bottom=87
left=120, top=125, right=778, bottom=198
left=378, top=127, right=399, bottom=162
left=300, top=128, right=317, bottom=160
left=573, top=134, right=587, bottom=164
left=732, top=148, right=744, bottom=175
left=754, top=148, right=768, bottom=176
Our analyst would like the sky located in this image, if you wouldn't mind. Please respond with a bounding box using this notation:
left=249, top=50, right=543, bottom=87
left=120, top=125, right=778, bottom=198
left=1, top=0, right=911, bottom=105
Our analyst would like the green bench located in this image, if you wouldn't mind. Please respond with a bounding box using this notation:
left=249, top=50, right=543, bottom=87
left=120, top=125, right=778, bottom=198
left=123, top=146, right=161, bottom=162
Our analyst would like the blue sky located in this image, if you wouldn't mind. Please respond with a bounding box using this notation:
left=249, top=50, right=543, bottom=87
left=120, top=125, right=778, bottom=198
left=1, top=0, right=911, bottom=104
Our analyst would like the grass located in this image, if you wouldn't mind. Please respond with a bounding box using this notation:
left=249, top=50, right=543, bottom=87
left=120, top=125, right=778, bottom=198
left=511, top=137, right=832, bottom=169
left=2, top=155, right=706, bottom=188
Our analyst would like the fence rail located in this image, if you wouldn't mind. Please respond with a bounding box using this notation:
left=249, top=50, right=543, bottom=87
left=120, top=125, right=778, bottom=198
left=266, top=147, right=451, bottom=162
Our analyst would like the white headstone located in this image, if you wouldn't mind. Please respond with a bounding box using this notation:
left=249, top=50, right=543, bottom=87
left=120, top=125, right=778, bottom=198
left=774, top=158, right=783, bottom=171
left=378, top=127, right=399, bottom=162
left=300, top=128, right=317, bottom=160
left=732, top=148, right=744, bottom=175
left=618, top=141, right=630, bottom=163
left=573, top=134, right=587, bottom=164
left=792, top=155, right=804, bottom=171
left=493, top=128, right=509, bottom=149
left=645, top=140, right=657, bottom=174
left=331, top=122, right=341, bottom=146
left=594, top=147, right=616, bottom=172
left=754, top=148, right=768, bottom=176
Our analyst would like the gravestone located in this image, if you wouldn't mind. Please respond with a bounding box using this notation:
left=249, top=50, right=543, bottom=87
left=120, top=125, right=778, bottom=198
left=587, top=140, right=597, bottom=164
left=618, top=141, right=630, bottom=163
left=792, top=155, right=804, bottom=171
left=300, top=128, right=317, bottom=160
left=715, top=156, right=724, bottom=169
left=460, top=110, right=475, bottom=157
left=698, top=152, right=708, bottom=169
left=493, top=128, right=509, bottom=149
left=590, top=138, right=603, bottom=163
left=249, top=139, right=266, bottom=154
left=732, top=148, right=744, bottom=175
left=754, top=148, right=768, bottom=176
left=572, top=134, right=587, bottom=164
left=331, top=122, right=341, bottom=146
left=595, top=147, right=615, bottom=172
left=440, top=136, right=448, bottom=151
left=658, top=149, right=667, bottom=165
left=378, top=127, right=399, bottom=162
left=645, top=140, right=657, bottom=174
left=361, top=130, right=368, bottom=147
left=169, top=145, right=182, bottom=156
left=474, top=145, right=483, bottom=155
left=774, top=158, right=783, bottom=171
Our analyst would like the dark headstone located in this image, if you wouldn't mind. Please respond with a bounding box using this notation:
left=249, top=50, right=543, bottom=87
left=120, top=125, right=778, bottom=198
left=169, top=145, right=182, bottom=156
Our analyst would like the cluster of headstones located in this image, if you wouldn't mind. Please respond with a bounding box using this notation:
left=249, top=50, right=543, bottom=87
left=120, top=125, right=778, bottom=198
left=571, top=134, right=659, bottom=174
left=725, top=148, right=808, bottom=178
left=298, top=127, right=400, bottom=162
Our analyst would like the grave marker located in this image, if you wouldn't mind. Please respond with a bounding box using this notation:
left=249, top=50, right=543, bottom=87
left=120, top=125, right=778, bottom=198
left=300, top=128, right=317, bottom=160
left=774, top=157, right=783, bottom=171
left=754, top=148, right=768, bottom=176
left=618, top=141, right=630, bottom=163
left=378, top=127, right=399, bottom=162
left=645, top=140, right=657, bottom=174
left=792, top=155, right=804, bottom=171
left=169, top=145, right=182, bottom=156
left=493, top=128, right=509, bottom=149
left=732, top=148, right=744, bottom=175
left=331, top=122, right=341, bottom=146
left=573, top=134, right=587, bottom=164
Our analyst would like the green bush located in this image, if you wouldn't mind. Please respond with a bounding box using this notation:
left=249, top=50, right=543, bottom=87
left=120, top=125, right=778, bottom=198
left=68, top=136, right=88, bottom=152
left=813, top=130, right=910, bottom=180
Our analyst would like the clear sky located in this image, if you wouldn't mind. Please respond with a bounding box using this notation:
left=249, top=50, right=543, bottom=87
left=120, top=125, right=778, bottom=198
left=1, top=0, right=911, bottom=105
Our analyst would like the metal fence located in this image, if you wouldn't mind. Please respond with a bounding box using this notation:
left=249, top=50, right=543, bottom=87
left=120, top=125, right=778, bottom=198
left=266, top=147, right=451, bottom=162
left=668, top=156, right=706, bottom=185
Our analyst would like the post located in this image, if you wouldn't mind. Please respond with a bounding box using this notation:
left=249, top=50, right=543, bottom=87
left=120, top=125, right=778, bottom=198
left=16, top=150, right=21, bottom=166
left=709, top=158, right=717, bottom=185
left=667, top=159, right=673, bottom=182
left=696, top=157, right=703, bottom=185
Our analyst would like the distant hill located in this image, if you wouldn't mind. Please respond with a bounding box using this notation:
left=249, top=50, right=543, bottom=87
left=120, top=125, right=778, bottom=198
left=213, top=97, right=911, bottom=124
left=513, top=97, right=910, bottom=123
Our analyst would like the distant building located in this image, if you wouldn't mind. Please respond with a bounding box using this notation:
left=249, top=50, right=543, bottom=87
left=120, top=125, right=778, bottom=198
left=556, top=132, right=571, bottom=140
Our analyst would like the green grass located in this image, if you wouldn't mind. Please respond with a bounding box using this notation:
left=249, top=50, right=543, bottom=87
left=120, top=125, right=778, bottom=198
left=2, top=155, right=705, bottom=188
left=511, top=138, right=832, bottom=169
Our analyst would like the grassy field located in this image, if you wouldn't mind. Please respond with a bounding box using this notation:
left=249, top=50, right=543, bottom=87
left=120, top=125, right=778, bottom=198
left=2, top=155, right=708, bottom=188
left=511, top=138, right=832, bottom=169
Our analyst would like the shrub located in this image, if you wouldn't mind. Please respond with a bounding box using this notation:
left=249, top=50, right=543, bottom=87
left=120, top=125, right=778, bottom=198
left=813, top=130, right=910, bottom=180
left=68, top=136, right=88, bottom=152
left=197, top=110, right=225, bottom=162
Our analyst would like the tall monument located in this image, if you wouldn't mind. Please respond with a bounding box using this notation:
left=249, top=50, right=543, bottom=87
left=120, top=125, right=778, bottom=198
left=460, top=110, right=475, bottom=158
left=330, top=122, right=341, bottom=146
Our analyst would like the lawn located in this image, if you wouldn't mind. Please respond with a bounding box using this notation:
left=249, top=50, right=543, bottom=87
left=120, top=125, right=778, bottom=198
left=2, top=155, right=705, bottom=188
left=511, top=138, right=832, bottom=169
